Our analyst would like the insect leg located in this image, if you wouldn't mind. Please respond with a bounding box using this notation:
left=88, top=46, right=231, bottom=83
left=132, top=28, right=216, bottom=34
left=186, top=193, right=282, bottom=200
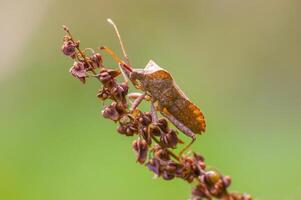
left=128, top=92, right=151, bottom=100
left=160, top=110, right=196, bottom=156
left=150, top=102, right=158, bottom=123
left=130, top=93, right=146, bottom=112
left=128, top=92, right=143, bottom=100
left=160, top=110, right=196, bottom=140
left=107, top=19, right=131, bottom=66
left=179, top=138, right=195, bottom=157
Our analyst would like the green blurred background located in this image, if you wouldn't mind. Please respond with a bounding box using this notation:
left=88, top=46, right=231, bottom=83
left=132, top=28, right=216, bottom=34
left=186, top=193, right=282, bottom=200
left=0, top=0, right=300, bottom=199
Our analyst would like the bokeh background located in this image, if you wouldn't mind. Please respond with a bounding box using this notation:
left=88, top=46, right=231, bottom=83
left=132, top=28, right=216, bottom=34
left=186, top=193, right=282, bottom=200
left=0, top=0, right=300, bottom=199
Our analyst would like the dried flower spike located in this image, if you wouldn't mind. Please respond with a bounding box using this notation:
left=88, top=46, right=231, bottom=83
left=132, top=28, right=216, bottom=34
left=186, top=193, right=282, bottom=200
left=60, top=20, right=251, bottom=200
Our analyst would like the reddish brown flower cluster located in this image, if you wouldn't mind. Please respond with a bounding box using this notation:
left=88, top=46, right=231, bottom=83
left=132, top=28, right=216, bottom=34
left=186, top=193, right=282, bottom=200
left=61, top=25, right=252, bottom=200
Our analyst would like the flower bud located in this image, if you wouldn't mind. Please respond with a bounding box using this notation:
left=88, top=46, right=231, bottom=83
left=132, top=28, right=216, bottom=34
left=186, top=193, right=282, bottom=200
left=62, top=41, right=76, bottom=57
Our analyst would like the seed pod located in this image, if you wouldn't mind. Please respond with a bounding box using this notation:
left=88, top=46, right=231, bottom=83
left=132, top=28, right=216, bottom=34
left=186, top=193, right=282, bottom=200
left=205, top=171, right=221, bottom=185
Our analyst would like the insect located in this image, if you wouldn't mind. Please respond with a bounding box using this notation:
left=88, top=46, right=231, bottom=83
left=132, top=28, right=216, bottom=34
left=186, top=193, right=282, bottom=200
left=101, top=19, right=206, bottom=151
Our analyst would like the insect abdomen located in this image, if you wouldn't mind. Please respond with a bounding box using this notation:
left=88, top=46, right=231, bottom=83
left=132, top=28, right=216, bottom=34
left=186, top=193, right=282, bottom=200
left=164, top=93, right=206, bottom=134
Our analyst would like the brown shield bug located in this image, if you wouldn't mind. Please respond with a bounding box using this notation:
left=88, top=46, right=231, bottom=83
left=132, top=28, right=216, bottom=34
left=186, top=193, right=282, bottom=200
left=101, top=19, right=206, bottom=151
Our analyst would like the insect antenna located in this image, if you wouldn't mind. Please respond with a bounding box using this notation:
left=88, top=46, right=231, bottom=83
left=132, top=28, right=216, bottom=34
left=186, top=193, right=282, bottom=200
left=107, top=18, right=131, bottom=67
left=100, top=46, right=132, bottom=83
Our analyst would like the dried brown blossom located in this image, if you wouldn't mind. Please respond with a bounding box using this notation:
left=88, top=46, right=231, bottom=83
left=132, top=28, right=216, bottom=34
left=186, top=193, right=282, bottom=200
left=61, top=25, right=251, bottom=200
left=69, top=61, right=87, bottom=83
left=90, top=53, right=103, bottom=68
left=132, top=139, right=148, bottom=164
